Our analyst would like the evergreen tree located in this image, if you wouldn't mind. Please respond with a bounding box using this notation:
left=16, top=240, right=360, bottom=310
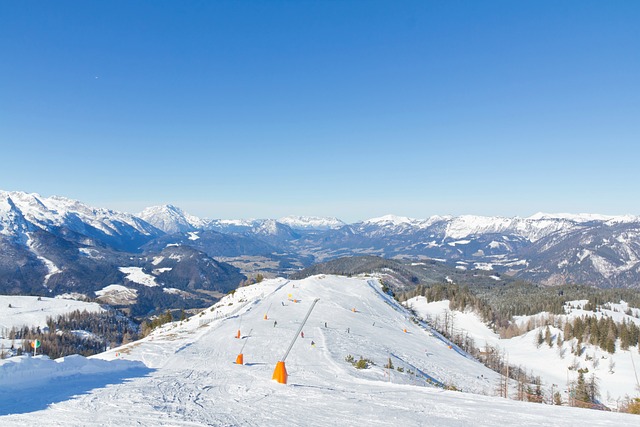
left=536, top=329, right=544, bottom=348
left=573, top=371, right=590, bottom=406
left=544, top=326, right=553, bottom=348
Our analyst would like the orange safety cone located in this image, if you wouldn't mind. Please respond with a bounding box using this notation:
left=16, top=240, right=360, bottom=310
left=236, top=329, right=241, bottom=339
left=235, top=353, right=244, bottom=365
left=352, top=308, right=357, bottom=313
left=272, top=361, right=288, bottom=384
left=403, top=328, right=407, bottom=333
left=264, top=314, right=268, bottom=320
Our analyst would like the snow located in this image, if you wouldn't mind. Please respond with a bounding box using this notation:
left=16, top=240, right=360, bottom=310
left=119, top=267, right=158, bottom=287
left=278, top=215, right=346, bottom=230
left=0, top=296, right=104, bottom=333
left=0, top=191, right=156, bottom=238
left=0, top=276, right=637, bottom=425
left=95, top=285, right=133, bottom=297
left=0, top=354, right=147, bottom=392
left=25, top=233, right=61, bottom=286
left=474, top=263, right=494, bottom=271
left=138, top=204, right=203, bottom=233
left=0, top=296, right=104, bottom=352
left=448, top=240, right=471, bottom=246
left=527, top=212, right=623, bottom=223
left=409, top=297, right=640, bottom=407
left=94, top=285, right=138, bottom=305
left=254, top=219, right=280, bottom=235
left=365, top=214, right=416, bottom=226
left=187, top=231, right=200, bottom=240
left=78, top=247, right=103, bottom=259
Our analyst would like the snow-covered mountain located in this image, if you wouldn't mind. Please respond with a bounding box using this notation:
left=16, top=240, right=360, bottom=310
left=1, top=191, right=162, bottom=251
left=1, top=276, right=636, bottom=425
left=3, top=190, right=640, bottom=291
left=138, top=204, right=204, bottom=234
left=278, top=215, right=346, bottom=230
left=0, top=191, right=245, bottom=312
left=359, top=213, right=640, bottom=243
left=289, top=213, right=640, bottom=288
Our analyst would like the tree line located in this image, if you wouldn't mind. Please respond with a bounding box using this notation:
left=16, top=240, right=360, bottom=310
left=2, top=309, right=139, bottom=359
left=400, top=281, right=640, bottom=412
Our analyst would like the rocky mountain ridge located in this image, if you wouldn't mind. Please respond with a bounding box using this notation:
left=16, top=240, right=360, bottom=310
left=2, top=190, right=640, bottom=298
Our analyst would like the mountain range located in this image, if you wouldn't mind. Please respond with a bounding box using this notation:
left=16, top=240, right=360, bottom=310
left=2, top=189, right=640, bottom=316
left=139, top=202, right=640, bottom=288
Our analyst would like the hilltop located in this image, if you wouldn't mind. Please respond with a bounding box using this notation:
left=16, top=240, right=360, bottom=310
left=1, top=276, right=637, bottom=425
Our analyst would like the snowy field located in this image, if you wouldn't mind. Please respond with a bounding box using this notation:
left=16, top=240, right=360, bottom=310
left=0, top=295, right=104, bottom=334
left=0, top=276, right=637, bottom=426
left=0, top=295, right=104, bottom=356
left=407, top=297, right=640, bottom=407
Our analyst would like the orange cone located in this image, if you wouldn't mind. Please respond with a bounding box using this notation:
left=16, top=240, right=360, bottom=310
left=403, top=328, right=407, bottom=333
left=264, top=314, right=268, bottom=320
left=235, top=353, right=244, bottom=365
left=236, top=329, right=241, bottom=339
left=272, top=361, right=288, bottom=384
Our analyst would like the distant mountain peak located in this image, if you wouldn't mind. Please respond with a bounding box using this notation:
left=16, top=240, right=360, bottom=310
left=526, top=212, right=636, bottom=223
left=1, top=190, right=160, bottom=243
left=278, top=215, right=345, bottom=230
left=138, top=204, right=204, bottom=234
left=364, top=214, right=415, bottom=225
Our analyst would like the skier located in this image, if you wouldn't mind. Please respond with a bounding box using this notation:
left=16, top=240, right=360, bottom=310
left=301, top=331, right=304, bottom=338
left=311, top=340, right=315, bottom=347
left=324, top=322, right=327, bottom=328
left=274, top=321, right=277, bottom=327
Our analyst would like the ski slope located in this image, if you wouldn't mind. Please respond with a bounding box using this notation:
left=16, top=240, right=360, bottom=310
left=0, top=276, right=637, bottom=426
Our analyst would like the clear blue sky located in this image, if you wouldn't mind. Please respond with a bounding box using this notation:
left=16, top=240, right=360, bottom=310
left=1, top=1, right=639, bottom=222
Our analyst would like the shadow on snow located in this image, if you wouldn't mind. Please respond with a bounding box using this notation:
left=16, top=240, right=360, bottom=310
left=0, top=365, right=155, bottom=416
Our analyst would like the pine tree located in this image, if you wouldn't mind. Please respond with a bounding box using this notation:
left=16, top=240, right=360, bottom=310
left=573, top=371, right=590, bottom=406
left=556, top=332, right=563, bottom=347
left=553, top=391, right=562, bottom=405
left=587, top=374, right=600, bottom=403
left=544, top=326, right=553, bottom=348
left=536, top=329, right=544, bottom=348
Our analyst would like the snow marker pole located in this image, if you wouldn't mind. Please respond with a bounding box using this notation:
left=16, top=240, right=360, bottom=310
left=236, top=314, right=242, bottom=338
left=265, top=303, right=272, bottom=320
left=236, top=328, right=253, bottom=365
left=240, top=329, right=252, bottom=352
left=272, top=298, right=320, bottom=384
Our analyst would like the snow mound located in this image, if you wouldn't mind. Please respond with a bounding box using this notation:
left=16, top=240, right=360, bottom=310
left=0, top=354, right=146, bottom=390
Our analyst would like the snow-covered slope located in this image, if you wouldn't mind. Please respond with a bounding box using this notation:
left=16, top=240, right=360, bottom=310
left=0, top=295, right=104, bottom=332
left=407, top=297, right=640, bottom=406
left=0, top=276, right=637, bottom=425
